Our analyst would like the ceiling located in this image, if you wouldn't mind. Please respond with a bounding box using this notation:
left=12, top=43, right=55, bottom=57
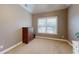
left=20, top=4, right=71, bottom=14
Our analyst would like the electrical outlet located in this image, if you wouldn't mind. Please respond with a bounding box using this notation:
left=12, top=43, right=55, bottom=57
left=0, top=45, right=4, bottom=49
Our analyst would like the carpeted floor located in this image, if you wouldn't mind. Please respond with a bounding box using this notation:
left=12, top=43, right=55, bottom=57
left=6, top=38, right=73, bottom=54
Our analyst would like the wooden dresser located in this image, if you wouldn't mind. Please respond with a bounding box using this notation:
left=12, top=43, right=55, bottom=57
left=22, top=27, right=34, bottom=44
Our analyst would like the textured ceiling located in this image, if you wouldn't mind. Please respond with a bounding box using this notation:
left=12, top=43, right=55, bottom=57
left=20, top=4, right=71, bottom=14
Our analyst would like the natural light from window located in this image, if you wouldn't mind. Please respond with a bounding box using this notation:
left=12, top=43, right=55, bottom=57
left=38, top=16, right=57, bottom=34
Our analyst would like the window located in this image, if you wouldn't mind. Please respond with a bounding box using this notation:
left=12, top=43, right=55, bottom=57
left=37, top=16, right=57, bottom=34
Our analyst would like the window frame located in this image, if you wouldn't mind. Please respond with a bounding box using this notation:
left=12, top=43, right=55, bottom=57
left=37, top=16, right=58, bottom=35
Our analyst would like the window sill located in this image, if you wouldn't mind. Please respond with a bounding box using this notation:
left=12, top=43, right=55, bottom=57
left=37, top=32, right=57, bottom=35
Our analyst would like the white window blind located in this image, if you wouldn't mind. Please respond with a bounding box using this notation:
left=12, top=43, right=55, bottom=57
left=37, top=16, right=57, bottom=34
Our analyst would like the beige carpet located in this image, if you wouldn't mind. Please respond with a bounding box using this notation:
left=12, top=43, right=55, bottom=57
left=6, top=38, right=73, bottom=54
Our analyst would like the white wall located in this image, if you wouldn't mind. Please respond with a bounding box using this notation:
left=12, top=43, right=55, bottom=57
left=68, top=5, right=79, bottom=41
left=0, top=5, right=32, bottom=52
left=68, top=5, right=79, bottom=53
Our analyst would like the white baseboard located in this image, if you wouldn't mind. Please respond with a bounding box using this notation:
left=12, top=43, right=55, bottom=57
left=66, top=40, right=73, bottom=47
left=0, top=41, right=22, bottom=54
left=36, top=36, right=73, bottom=47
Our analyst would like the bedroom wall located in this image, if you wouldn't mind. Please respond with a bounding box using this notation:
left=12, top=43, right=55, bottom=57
left=32, top=9, right=68, bottom=40
left=0, top=5, right=32, bottom=52
left=68, top=4, right=79, bottom=42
